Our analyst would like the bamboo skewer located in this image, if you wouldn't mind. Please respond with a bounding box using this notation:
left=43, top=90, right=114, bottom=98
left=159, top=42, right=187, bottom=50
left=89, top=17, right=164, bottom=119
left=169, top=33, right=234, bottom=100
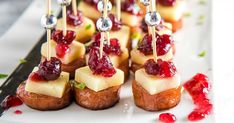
left=62, top=6, right=67, bottom=36
left=46, top=0, right=52, bottom=61
left=72, top=0, right=77, bottom=15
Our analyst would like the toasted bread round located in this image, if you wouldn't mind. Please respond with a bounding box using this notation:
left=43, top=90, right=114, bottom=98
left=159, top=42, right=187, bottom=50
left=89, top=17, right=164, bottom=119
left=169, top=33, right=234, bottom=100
left=16, top=82, right=72, bottom=111
left=41, top=56, right=86, bottom=78
left=74, top=85, right=121, bottom=110
left=118, top=58, right=130, bottom=82
left=130, top=62, right=143, bottom=73
left=132, top=80, right=181, bottom=111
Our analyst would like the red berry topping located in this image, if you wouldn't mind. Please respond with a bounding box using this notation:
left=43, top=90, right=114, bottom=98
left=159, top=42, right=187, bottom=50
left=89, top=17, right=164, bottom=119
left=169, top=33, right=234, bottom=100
left=14, top=110, right=23, bottom=115
left=87, top=33, right=122, bottom=56
left=88, top=47, right=116, bottom=77
left=144, top=59, right=177, bottom=78
left=67, top=9, right=83, bottom=26
left=159, top=113, right=176, bottom=123
left=1, top=95, right=23, bottom=110
left=138, top=34, right=173, bottom=56
left=56, top=43, right=70, bottom=58
left=52, top=30, right=76, bottom=45
left=184, top=73, right=213, bottom=121
left=108, top=14, right=122, bottom=31
left=29, top=57, right=62, bottom=81
left=121, top=0, right=142, bottom=16
left=158, top=0, right=176, bottom=6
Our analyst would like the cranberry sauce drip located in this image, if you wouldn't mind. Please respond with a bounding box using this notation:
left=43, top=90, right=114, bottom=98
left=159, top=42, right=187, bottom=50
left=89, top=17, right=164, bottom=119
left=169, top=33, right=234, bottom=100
left=144, top=59, right=176, bottom=77
left=29, top=57, right=62, bottom=81
left=87, top=33, right=122, bottom=56
left=121, top=0, right=142, bottom=16
left=138, top=33, right=173, bottom=56
left=14, top=110, right=23, bottom=115
left=109, top=14, right=122, bottom=31
left=158, top=0, right=176, bottom=6
left=1, top=95, right=23, bottom=110
left=83, top=0, right=99, bottom=8
left=67, top=9, right=83, bottom=26
left=52, top=30, right=76, bottom=58
left=159, top=113, right=176, bottom=123
left=183, top=73, right=213, bottom=121
left=88, top=47, right=116, bottom=77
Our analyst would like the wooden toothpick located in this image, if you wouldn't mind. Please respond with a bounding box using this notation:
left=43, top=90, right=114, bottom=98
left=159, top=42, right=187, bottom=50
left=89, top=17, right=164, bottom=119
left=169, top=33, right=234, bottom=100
left=100, top=32, right=105, bottom=58
left=149, top=0, right=157, bottom=62
left=46, top=0, right=52, bottom=61
left=62, top=6, right=67, bottom=36
left=116, top=0, right=121, bottom=21
left=72, top=0, right=77, bottom=15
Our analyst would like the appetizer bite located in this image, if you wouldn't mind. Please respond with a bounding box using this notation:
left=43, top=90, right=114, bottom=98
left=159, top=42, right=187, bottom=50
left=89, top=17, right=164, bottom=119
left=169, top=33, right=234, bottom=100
left=56, top=0, right=96, bottom=43
left=78, top=0, right=101, bottom=21
left=156, top=0, right=185, bottom=32
left=86, top=32, right=129, bottom=81
left=17, top=1, right=72, bottom=110
left=41, top=1, right=86, bottom=77
left=130, top=33, right=175, bottom=72
left=74, top=47, right=124, bottom=110
left=133, top=59, right=181, bottom=111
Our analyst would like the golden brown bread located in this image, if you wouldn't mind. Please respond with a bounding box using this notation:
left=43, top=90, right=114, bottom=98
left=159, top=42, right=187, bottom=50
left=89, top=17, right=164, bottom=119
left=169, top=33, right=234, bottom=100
left=73, top=85, right=121, bottom=110
left=132, top=80, right=181, bottom=111
left=16, top=82, right=72, bottom=111
left=117, top=58, right=130, bottom=82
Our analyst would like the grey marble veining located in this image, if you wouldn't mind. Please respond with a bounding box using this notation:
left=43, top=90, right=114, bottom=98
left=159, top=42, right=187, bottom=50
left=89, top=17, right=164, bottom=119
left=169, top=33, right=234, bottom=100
left=0, top=0, right=32, bottom=37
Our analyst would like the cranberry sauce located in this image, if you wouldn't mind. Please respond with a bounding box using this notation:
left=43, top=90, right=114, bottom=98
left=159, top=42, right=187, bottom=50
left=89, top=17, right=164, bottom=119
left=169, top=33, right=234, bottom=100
left=67, top=9, right=83, bottom=26
left=109, top=14, right=122, bottom=31
left=87, top=33, right=122, bottom=56
left=158, top=0, right=176, bottom=6
left=183, top=73, right=213, bottom=121
left=159, top=113, right=176, bottom=123
left=121, top=0, right=142, bottom=16
left=138, top=33, right=173, bottom=56
left=144, top=59, right=176, bottom=77
left=29, top=57, right=62, bottom=81
left=14, top=110, right=23, bottom=115
left=52, top=30, right=76, bottom=58
left=1, top=95, right=23, bottom=110
left=88, top=47, right=116, bottom=77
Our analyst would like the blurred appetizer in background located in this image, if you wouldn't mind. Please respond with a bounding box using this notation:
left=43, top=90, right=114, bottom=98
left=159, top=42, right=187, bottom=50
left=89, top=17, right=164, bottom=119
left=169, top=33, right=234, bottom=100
left=41, top=0, right=86, bottom=78
left=56, top=0, right=96, bottom=43
left=17, top=0, right=72, bottom=110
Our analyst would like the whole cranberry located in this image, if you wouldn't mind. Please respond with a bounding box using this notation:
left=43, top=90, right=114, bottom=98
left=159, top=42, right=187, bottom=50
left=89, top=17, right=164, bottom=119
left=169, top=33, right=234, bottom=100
left=88, top=47, right=116, bottom=77
left=144, top=59, right=176, bottom=77
left=52, top=30, right=76, bottom=45
left=138, top=34, right=173, bottom=56
left=38, top=57, right=62, bottom=81
left=67, top=9, right=83, bottom=26
left=158, top=0, right=176, bottom=6
left=108, top=14, right=122, bottom=31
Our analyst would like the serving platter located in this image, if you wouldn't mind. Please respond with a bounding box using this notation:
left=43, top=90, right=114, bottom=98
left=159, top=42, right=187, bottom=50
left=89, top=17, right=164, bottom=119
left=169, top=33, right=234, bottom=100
left=0, top=0, right=215, bottom=122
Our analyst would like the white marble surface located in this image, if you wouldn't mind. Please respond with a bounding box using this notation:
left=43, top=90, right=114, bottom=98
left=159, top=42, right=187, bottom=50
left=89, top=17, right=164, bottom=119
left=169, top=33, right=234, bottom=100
left=0, top=0, right=234, bottom=122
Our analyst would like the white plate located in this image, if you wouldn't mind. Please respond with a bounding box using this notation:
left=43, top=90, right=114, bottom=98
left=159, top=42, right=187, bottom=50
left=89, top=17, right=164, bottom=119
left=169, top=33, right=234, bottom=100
left=0, top=0, right=215, bottom=123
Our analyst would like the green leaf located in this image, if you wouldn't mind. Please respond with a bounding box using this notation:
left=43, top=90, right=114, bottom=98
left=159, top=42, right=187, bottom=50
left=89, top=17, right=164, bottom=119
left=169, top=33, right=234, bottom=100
left=19, top=58, right=27, bottom=64
left=184, top=12, right=191, bottom=17
left=0, top=74, right=8, bottom=79
left=74, top=82, right=86, bottom=90
left=197, top=15, right=205, bottom=25
left=199, top=0, right=206, bottom=5
left=131, top=32, right=141, bottom=40
left=198, top=50, right=206, bottom=57
left=85, top=24, right=92, bottom=30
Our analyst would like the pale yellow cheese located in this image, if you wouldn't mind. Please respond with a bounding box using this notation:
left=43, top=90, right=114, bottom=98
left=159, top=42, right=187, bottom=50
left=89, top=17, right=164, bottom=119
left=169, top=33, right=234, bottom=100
left=25, top=67, right=69, bottom=98
left=85, top=48, right=129, bottom=67
left=41, top=40, right=85, bottom=65
left=110, top=25, right=130, bottom=48
left=56, top=17, right=96, bottom=43
left=130, top=48, right=173, bottom=65
left=157, top=0, right=185, bottom=21
left=135, top=68, right=180, bottom=95
left=78, top=1, right=101, bottom=20
left=157, top=22, right=173, bottom=35
left=75, top=66, right=124, bottom=92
